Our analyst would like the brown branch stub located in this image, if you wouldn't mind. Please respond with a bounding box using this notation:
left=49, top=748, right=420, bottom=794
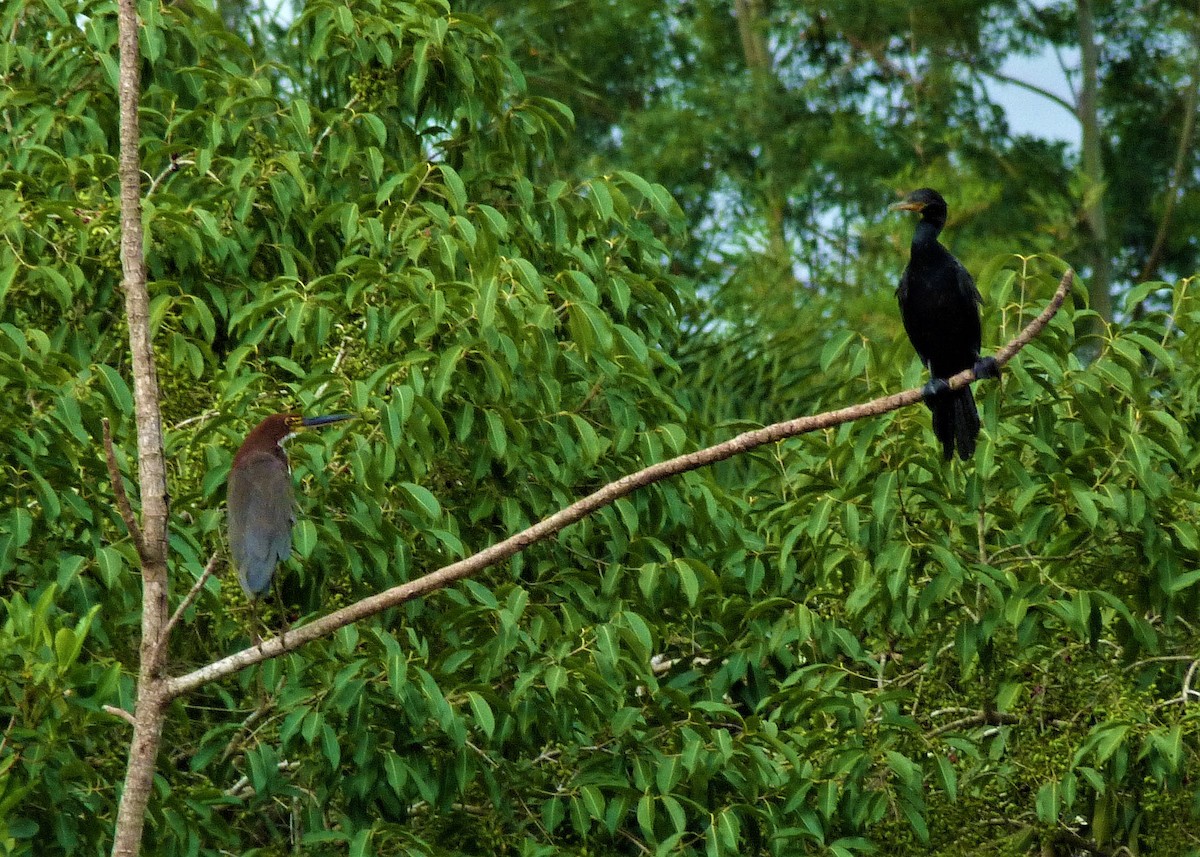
left=102, top=418, right=146, bottom=560
left=165, top=269, right=1076, bottom=699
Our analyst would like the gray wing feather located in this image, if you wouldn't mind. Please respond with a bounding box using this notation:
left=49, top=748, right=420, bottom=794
left=227, top=453, right=294, bottom=597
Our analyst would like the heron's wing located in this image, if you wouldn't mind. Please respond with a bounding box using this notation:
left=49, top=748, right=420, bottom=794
left=227, top=453, right=294, bottom=597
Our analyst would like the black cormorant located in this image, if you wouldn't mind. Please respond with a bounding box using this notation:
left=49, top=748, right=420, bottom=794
left=891, top=188, right=996, bottom=461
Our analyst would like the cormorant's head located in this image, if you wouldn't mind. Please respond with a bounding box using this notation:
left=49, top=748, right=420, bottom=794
left=889, top=187, right=948, bottom=229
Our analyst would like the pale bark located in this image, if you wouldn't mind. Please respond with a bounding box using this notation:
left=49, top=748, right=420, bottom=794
left=110, top=0, right=173, bottom=852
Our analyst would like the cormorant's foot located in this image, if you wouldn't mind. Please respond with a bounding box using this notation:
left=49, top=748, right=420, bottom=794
left=921, top=378, right=951, bottom=402
left=973, top=356, right=1000, bottom=380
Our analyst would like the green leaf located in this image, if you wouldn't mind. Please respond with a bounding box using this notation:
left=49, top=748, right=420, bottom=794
left=477, top=275, right=498, bottom=328
left=383, top=399, right=405, bottom=447
left=1035, top=781, right=1060, bottom=823
left=95, top=546, right=125, bottom=588
left=675, top=560, right=699, bottom=606
left=54, top=628, right=78, bottom=669
left=384, top=753, right=408, bottom=797
left=581, top=785, right=604, bottom=820
left=637, top=794, right=655, bottom=837
left=466, top=692, right=495, bottom=738
left=485, top=409, right=507, bottom=458
left=349, top=827, right=373, bottom=857
left=818, top=780, right=838, bottom=819
left=655, top=755, right=678, bottom=795
left=1069, top=484, right=1099, bottom=528
left=321, top=724, right=341, bottom=769
left=545, top=665, right=567, bottom=699
left=431, top=344, right=466, bottom=402
left=820, top=329, right=857, bottom=373
left=98, top=365, right=134, bottom=415
left=898, top=796, right=929, bottom=843
left=398, top=482, right=441, bottom=519
left=933, top=755, right=957, bottom=800
left=294, top=519, right=317, bottom=558
left=440, top=164, right=467, bottom=213
left=302, top=831, right=351, bottom=845
left=1165, top=568, right=1200, bottom=593
left=616, top=169, right=655, bottom=202
left=360, top=113, right=387, bottom=146
left=542, top=797, right=565, bottom=833
left=885, top=751, right=921, bottom=790
left=1093, top=723, right=1131, bottom=762
left=717, top=807, right=739, bottom=850
left=587, top=179, right=613, bottom=221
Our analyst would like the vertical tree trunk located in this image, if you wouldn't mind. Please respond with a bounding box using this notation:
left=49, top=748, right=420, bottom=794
left=1077, top=0, right=1113, bottom=322
left=1136, top=39, right=1200, bottom=283
left=110, top=0, right=173, bottom=853
left=110, top=691, right=169, bottom=857
left=733, top=0, right=793, bottom=280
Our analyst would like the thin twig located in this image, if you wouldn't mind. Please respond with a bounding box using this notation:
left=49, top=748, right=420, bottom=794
left=1182, top=658, right=1200, bottom=706
left=103, top=705, right=138, bottom=727
left=929, top=711, right=1020, bottom=738
left=0, top=713, right=15, bottom=754
left=225, top=760, right=298, bottom=798
left=146, top=155, right=191, bottom=198
left=977, top=503, right=988, bottom=564
left=163, top=271, right=1075, bottom=700
left=314, top=339, right=349, bottom=400
left=102, top=418, right=146, bottom=560
left=172, top=408, right=218, bottom=431
left=1052, top=827, right=1120, bottom=857
left=928, top=707, right=977, bottom=719
left=220, top=699, right=276, bottom=764
left=160, top=553, right=220, bottom=645
left=313, top=95, right=358, bottom=158
left=982, top=67, right=1077, bottom=116
left=617, top=827, right=653, bottom=856
left=1124, top=654, right=1195, bottom=671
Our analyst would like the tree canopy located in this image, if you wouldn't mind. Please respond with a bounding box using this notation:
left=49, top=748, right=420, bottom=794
left=2, top=1, right=1200, bottom=856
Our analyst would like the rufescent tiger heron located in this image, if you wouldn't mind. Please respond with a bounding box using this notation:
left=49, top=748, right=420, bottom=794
left=226, top=413, right=353, bottom=602
left=890, top=188, right=998, bottom=461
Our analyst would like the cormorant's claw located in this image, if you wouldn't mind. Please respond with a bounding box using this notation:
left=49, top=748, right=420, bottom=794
left=921, top=378, right=951, bottom=402
left=973, top=356, right=1000, bottom=380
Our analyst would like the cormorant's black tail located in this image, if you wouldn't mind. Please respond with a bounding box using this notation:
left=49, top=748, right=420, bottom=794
left=929, top=386, right=979, bottom=461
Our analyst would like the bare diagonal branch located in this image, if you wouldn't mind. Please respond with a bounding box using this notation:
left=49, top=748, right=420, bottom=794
left=165, top=269, right=1074, bottom=700
left=159, top=553, right=221, bottom=648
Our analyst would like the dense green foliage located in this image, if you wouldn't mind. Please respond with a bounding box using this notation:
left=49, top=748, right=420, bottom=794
left=3, top=0, right=1200, bottom=855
